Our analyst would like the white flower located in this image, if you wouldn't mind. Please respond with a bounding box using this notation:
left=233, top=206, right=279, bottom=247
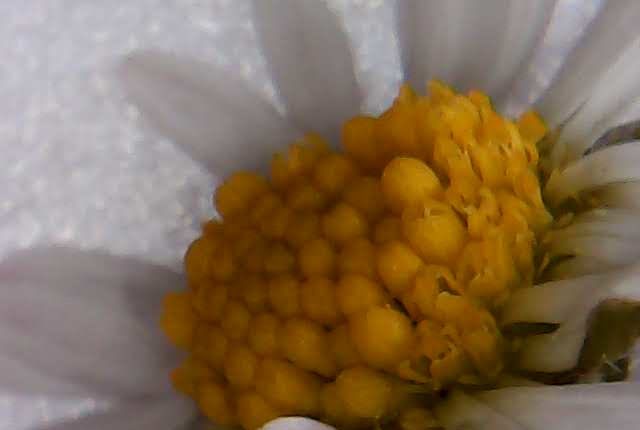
left=4, top=0, right=640, bottom=429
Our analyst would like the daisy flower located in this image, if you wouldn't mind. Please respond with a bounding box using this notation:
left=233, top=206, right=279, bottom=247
left=4, top=0, right=640, bottom=429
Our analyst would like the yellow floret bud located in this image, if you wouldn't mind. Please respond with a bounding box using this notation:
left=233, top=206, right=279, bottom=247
left=198, top=381, right=236, bottom=426
left=193, top=325, right=228, bottom=371
left=300, top=277, right=341, bottom=326
left=415, top=321, right=469, bottom=387
left=236, top=392, right=283, bottom=430
left=240, top=275, right=268, bottom=312
left=376, top=240, right=423, bottom=296
left=401, top=199, right=466, bottom=265
left=264, top=243, right=296, bottom=274
left=322, top=383, right=350, bottom=425
left=314, top=153, right=359, bottom=196
left=184, top=237, right=217, bottom=285
left=349, top=306, right=414, bottom=369
left=342, top=176, right=386, bottom=221
left=287, top=142, right=318, bottom=176
left=298, top=238, right=335, bottom=277
left=428, top=80, right=456, bottom=103
left=285, top=211, right=321, bottom=248
left=261, top=206, right=292, bottom=239
left=322, top=203, right=368, bottom=244
left=287, top=182, right=327, bottom=211
left=160, top=291, right=196, bottom=349
left=215, top=172, right=269, bottom=219
left=395, top=358, right=430, bottom=384
left=400, top=265, right=460, bottom=320
left=224, top=344, right=258, bottom=389
left=243, top=238, right=269, bottom=274
left=248, top=312, right=281, bottom=356
left=171, top=356, right=215, bottom=397
left=193, top=283, right=228, bottom=322
left=376, top=93, right=424, bottom=159
left=440, top=97, right=480, bottom=144
left=466, top=188, right=500, bottom=239
left=255, top=358, right=323, bottom=415
left=381, top=157, right=442, bottom=214
left=446, top=176, right=484, bottom=217
left=227, top=276, right=245, bottom=300
left=336, top=274, right=389, bottom=316
left=202, top=219, right=224, bottom=238
left=335, top=366, right=407, bottom=420
left=434, top=292, right=485, bottom=329
left=232, top=229, right=261, bottom=260
left=338, top=237, right=377, bottom=279
left=415, top=320, right=451, bottom=361
left=286, top=135, right=330, bottom=177
left=373, top=215, right=402, bottom=244
left=251, top=192, right=282, bottom=226
left=468, top=143, right=507, bottom=188
left=280, top=318, right=337, bottom=377
left=456, top=234, right=518, bottom=303
left=210, top=246, right=235, bottom=283
left=467, top=89, right=491, bottom=110
left=268, top=275, right=301, bottom=317
left=510, top=166, right=547, bottom=213
left=220, top=299, right=251, bottom=341
left=517, top=110, right=547, bottom=145
left=329, top=324, right=361, bottom=368
left=223, top=215, right=252, bottom=238
left=342, top=115, right=383, bottom=170
left=429, top=344, right=468, bottom=387
left=461, top=327, right=503, bottom=378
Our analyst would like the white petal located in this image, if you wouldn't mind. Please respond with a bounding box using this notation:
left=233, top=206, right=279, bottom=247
left=544, top=141, right=640, bottom=206
left=39, top=396, right=195, bottom=430
left=547, top=255, right=618, bottom=280
left=569, top=208, right=640, bottom=230
left=543, top=209, right=640, bottom=268
left=592, top=181, right=640, bottom=210
left=262, top=417, right=335, bottom=430
left=552, top=36, right=640, bottom=164
left=435, top=390, right=522, bottom=430
left=501, top=274, right=606, bottom=326
left=398, top=0, right=555, bottom=99
left=518, top=317, right=593, bottom=372
left=515, top=264, right=640, bottom=372
left=252, top=0, right=361, bottom=143
left=475, top=383, right=640, bottom=430
left=546, top=234, right=640, bottom=267
left=587, top=114, right=640, bottom=155
left=0, top=354, right=85, bottom=397
left=549, top=208, right=640, bottom=241
left=119, top=51, right=299, bottom=177
left=536, top=0, right=640, bottom=127
left=502, top=0, right=601, bottom=116
left=0, top=248, right=180, bottom=397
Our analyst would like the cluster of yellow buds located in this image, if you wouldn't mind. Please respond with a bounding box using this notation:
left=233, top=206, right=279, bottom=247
left=160, top=81, right=550, bottom=429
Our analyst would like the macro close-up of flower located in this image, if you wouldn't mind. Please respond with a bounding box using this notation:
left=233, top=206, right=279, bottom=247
left=3, top=0, right=640, bottom=429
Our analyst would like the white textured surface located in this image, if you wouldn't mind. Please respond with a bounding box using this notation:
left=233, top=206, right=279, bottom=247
left=0, top=0, right=607, bottom=429
left=0, top=0, right=406, bottom=273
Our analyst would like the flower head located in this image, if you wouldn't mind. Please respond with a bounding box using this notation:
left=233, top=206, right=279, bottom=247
left=4, top=0, right=640, bottom=429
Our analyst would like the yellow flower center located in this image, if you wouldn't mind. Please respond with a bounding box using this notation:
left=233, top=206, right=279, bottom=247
left=160, top=81, right=552, bottom=429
